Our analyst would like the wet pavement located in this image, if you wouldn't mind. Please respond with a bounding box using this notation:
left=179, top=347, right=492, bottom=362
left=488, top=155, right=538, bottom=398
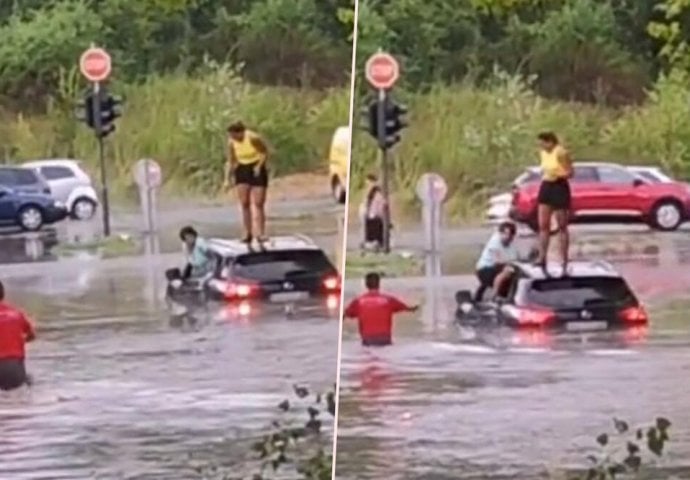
left=0, top=258, right=339, bottom=479
left=336, top=247, right=690, bottom=479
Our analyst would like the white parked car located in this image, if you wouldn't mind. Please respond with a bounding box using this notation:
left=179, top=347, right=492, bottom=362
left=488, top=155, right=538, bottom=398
left=483, top=164, right=677, bottom=224
left=22, top=159, right=99, bottom=220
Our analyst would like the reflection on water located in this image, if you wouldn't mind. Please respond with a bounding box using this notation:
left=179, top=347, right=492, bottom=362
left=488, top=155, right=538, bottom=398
left=336, top=276, right=690, bottom=479
left=0, top=231, right=59, bottom=263
left=0, top=266, right=338, bottom=479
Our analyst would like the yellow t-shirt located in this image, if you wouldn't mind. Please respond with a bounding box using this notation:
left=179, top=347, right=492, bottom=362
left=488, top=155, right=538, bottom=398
left=229, top=130, right=265, bottom=165
left=540, top=145, right=570, bottom=181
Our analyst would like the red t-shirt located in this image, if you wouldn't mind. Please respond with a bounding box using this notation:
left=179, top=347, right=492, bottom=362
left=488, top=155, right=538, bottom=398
left=0, top=302, right=34, bottom=360
left=344, top=290, right=410, bottom=342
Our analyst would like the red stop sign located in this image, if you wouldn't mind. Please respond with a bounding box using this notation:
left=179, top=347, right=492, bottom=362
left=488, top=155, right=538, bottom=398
left=365, top=52, right=400, bottom=90
left=80, top=47, right=112, bottom=82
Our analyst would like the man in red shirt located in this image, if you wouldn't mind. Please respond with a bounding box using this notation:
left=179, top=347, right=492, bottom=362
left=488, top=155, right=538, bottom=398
left=0, top=281, right=35, bottom=391
left=344, top=272, right=418, bottom=346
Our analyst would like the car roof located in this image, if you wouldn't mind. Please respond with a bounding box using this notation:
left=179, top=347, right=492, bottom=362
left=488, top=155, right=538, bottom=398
left=22, top=159, right=81, bottom=168
left=513, top=260, right=621, bottom=280
left=206, top=235, right=321, bottom=257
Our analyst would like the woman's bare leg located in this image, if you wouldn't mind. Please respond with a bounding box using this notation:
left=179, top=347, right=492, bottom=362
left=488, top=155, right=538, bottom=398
left=537, top=203, right=553, bottom=267
left=554, top=209, right=570, bottom=275
left=236, top=184, right=252, bottom=240
left=251, top=186, right=267, bottom=239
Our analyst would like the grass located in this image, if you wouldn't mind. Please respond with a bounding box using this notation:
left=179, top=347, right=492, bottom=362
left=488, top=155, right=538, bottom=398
left=349, top=70, right=690, bottom=221
left=0, top=63, right=350, bottom=197
left=54, top=234, right=140, bottom=259
left=345, top=250, right=422, bottom=278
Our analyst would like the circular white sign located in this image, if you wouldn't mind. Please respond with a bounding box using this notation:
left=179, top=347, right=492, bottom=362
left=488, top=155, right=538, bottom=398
left=365, top=52, right=400, bottom=90
left=416, top=172, right=448, bottom=203
left=133, top=158, right=162, bottom=189
left=80, top=47, right=112, bottom=83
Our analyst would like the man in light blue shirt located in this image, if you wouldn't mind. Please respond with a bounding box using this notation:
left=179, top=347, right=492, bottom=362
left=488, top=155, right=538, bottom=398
left=179, top=226, right=213, bottom=279
left=475, top=221, right=519, bottom=301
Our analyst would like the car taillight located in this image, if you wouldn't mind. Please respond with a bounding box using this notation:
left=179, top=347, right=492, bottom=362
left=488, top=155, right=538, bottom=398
left=516, top=306, right=555, bottom=326
left=224, top=281, right=257, bottom=299
left=323, top=275, right=340, bottom=291
left=619, top=305, right=648, bottom=324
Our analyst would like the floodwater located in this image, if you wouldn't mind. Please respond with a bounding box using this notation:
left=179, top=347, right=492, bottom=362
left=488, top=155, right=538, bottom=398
left=0, top=259, right=339, bottom=480
left=336, top=260, right=690, bottom=480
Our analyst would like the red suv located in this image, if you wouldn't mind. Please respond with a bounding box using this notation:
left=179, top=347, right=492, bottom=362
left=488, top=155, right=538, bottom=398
left=510, top=162, right=690, bottom=231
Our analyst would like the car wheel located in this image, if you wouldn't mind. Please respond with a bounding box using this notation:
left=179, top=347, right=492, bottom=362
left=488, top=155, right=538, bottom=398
left=332, top=177, right=346, bottom=204
left=18, top=205, right=44, bottom=231
left=71, top=197, right=97, bottom=220
left=650, top=200, right=683, bottom=231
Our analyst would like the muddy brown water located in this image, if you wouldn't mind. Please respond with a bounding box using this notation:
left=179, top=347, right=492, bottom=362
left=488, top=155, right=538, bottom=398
left=0, top=261, right=338, bottom=479
left=336, top=265, right=690, bottom=480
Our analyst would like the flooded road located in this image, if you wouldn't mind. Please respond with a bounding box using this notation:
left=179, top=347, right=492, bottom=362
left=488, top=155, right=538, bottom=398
left=336, top=263, right=690, bottom=479
left=0, top=260, right=338, bottom=479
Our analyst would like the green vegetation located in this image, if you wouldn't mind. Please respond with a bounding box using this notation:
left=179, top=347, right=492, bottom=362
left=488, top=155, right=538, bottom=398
left=556, top=417, right=673, bottom=480
left=345, top=251, right=422, bottom=278
left=351, top=0, right=690, bottom=219
left=0, top=0, right=353, bottom=195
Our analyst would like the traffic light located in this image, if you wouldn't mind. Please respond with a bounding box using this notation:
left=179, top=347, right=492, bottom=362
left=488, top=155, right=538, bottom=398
left=361, top=97, right=408, bottom=149
left=383, top=99, right=408, bottom=149
left=99, top=93, right=123, bottom=138
left=75, top=91, right=96, bottom=129
left=362, top=99, right=379, bottom=139
left=75, top=89, right=123, bottom=138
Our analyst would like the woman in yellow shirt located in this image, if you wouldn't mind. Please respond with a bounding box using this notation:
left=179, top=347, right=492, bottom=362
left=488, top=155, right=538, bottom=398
left=224, top=122, right=270, bottom=244
left=535, top=131, right=573, bottom=276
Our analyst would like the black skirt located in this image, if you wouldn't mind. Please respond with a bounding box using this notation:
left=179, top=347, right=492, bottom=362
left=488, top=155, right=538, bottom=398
left=537, top=178, right=571, bottom=210
left=365, top=218, right=384, bottom=244
left=234, top=163, right=268, bottom=188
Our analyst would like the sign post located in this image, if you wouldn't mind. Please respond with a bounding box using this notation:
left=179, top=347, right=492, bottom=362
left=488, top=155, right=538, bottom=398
left=416, top=172, right=448, bottom=257
left=365, top=50, right=400, bottom=254
left=80, top=45, right=113, bottom=237
left=133, top=158, right=162, bottom=234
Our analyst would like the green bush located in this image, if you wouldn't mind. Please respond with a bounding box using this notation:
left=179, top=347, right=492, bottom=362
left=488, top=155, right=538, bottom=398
left=350, top=70, right=690, bottom=220
left=0, top=63, right=349, bottom=196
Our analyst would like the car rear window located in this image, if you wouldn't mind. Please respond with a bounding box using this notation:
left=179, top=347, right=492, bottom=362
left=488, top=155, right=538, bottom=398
left=231, top=249, right=334, bottom=281
left=525, top=276, right=636, bottom=309
left=40, top=166, right=75, bottom=180
left=0, top=168, right=39, bottom=186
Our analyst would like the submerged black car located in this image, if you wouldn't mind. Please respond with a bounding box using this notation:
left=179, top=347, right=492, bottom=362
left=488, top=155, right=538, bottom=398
left=455, top=261, right=648, bottom=331
left=166, top=235, right=341, bottom=311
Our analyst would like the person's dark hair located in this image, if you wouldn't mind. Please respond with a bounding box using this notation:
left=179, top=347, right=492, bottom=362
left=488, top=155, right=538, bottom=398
left=365, top=272, right=381, bottom=290
left=227, top=122, right=246, bottom=134
left=0, top=280, right=4, bottom=301
left=498, top=221, right=517, bottom=237
left=366, top=173, right=378, bottom=183
left=537, top=131, right=559, bottom=144
left=179, top=226, right=198, bottom=241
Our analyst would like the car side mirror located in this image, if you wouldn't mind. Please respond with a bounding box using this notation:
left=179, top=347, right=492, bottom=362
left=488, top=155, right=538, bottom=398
left=633, top=178, right=644, bottom=187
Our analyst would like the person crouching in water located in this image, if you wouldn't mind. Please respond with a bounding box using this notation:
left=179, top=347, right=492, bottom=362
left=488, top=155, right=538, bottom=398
left=359, top=174, right=386, bottom=252
left=344, top=272, right=418, bottom=346
left=474, top=221, right=519, bottom=301
left=179, top=226, right=213, bottom=279
left=0, top=280, right=35, bottom=391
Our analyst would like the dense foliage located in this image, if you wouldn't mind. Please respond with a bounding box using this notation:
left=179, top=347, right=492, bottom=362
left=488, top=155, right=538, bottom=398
left=350, top=0, right=690, bottom=217
left=0, top=1, right=353, bottom=193
left=0, top=0, right=354, bottom=105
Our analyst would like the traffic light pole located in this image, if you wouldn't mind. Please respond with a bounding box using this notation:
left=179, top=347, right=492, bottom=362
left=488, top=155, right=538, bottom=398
left=376, top=89, right=392, bottom=253
left=91, top=81, right=111, bottom=237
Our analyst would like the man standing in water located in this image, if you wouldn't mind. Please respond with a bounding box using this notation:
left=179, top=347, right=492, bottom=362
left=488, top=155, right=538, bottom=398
left=344, top=272, right=418, bottom=347
left=224, top=122, right=270, bottom=245
left=535, top=131, right=573, bottom=277
left=0, top=281, right=35, bottom=391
